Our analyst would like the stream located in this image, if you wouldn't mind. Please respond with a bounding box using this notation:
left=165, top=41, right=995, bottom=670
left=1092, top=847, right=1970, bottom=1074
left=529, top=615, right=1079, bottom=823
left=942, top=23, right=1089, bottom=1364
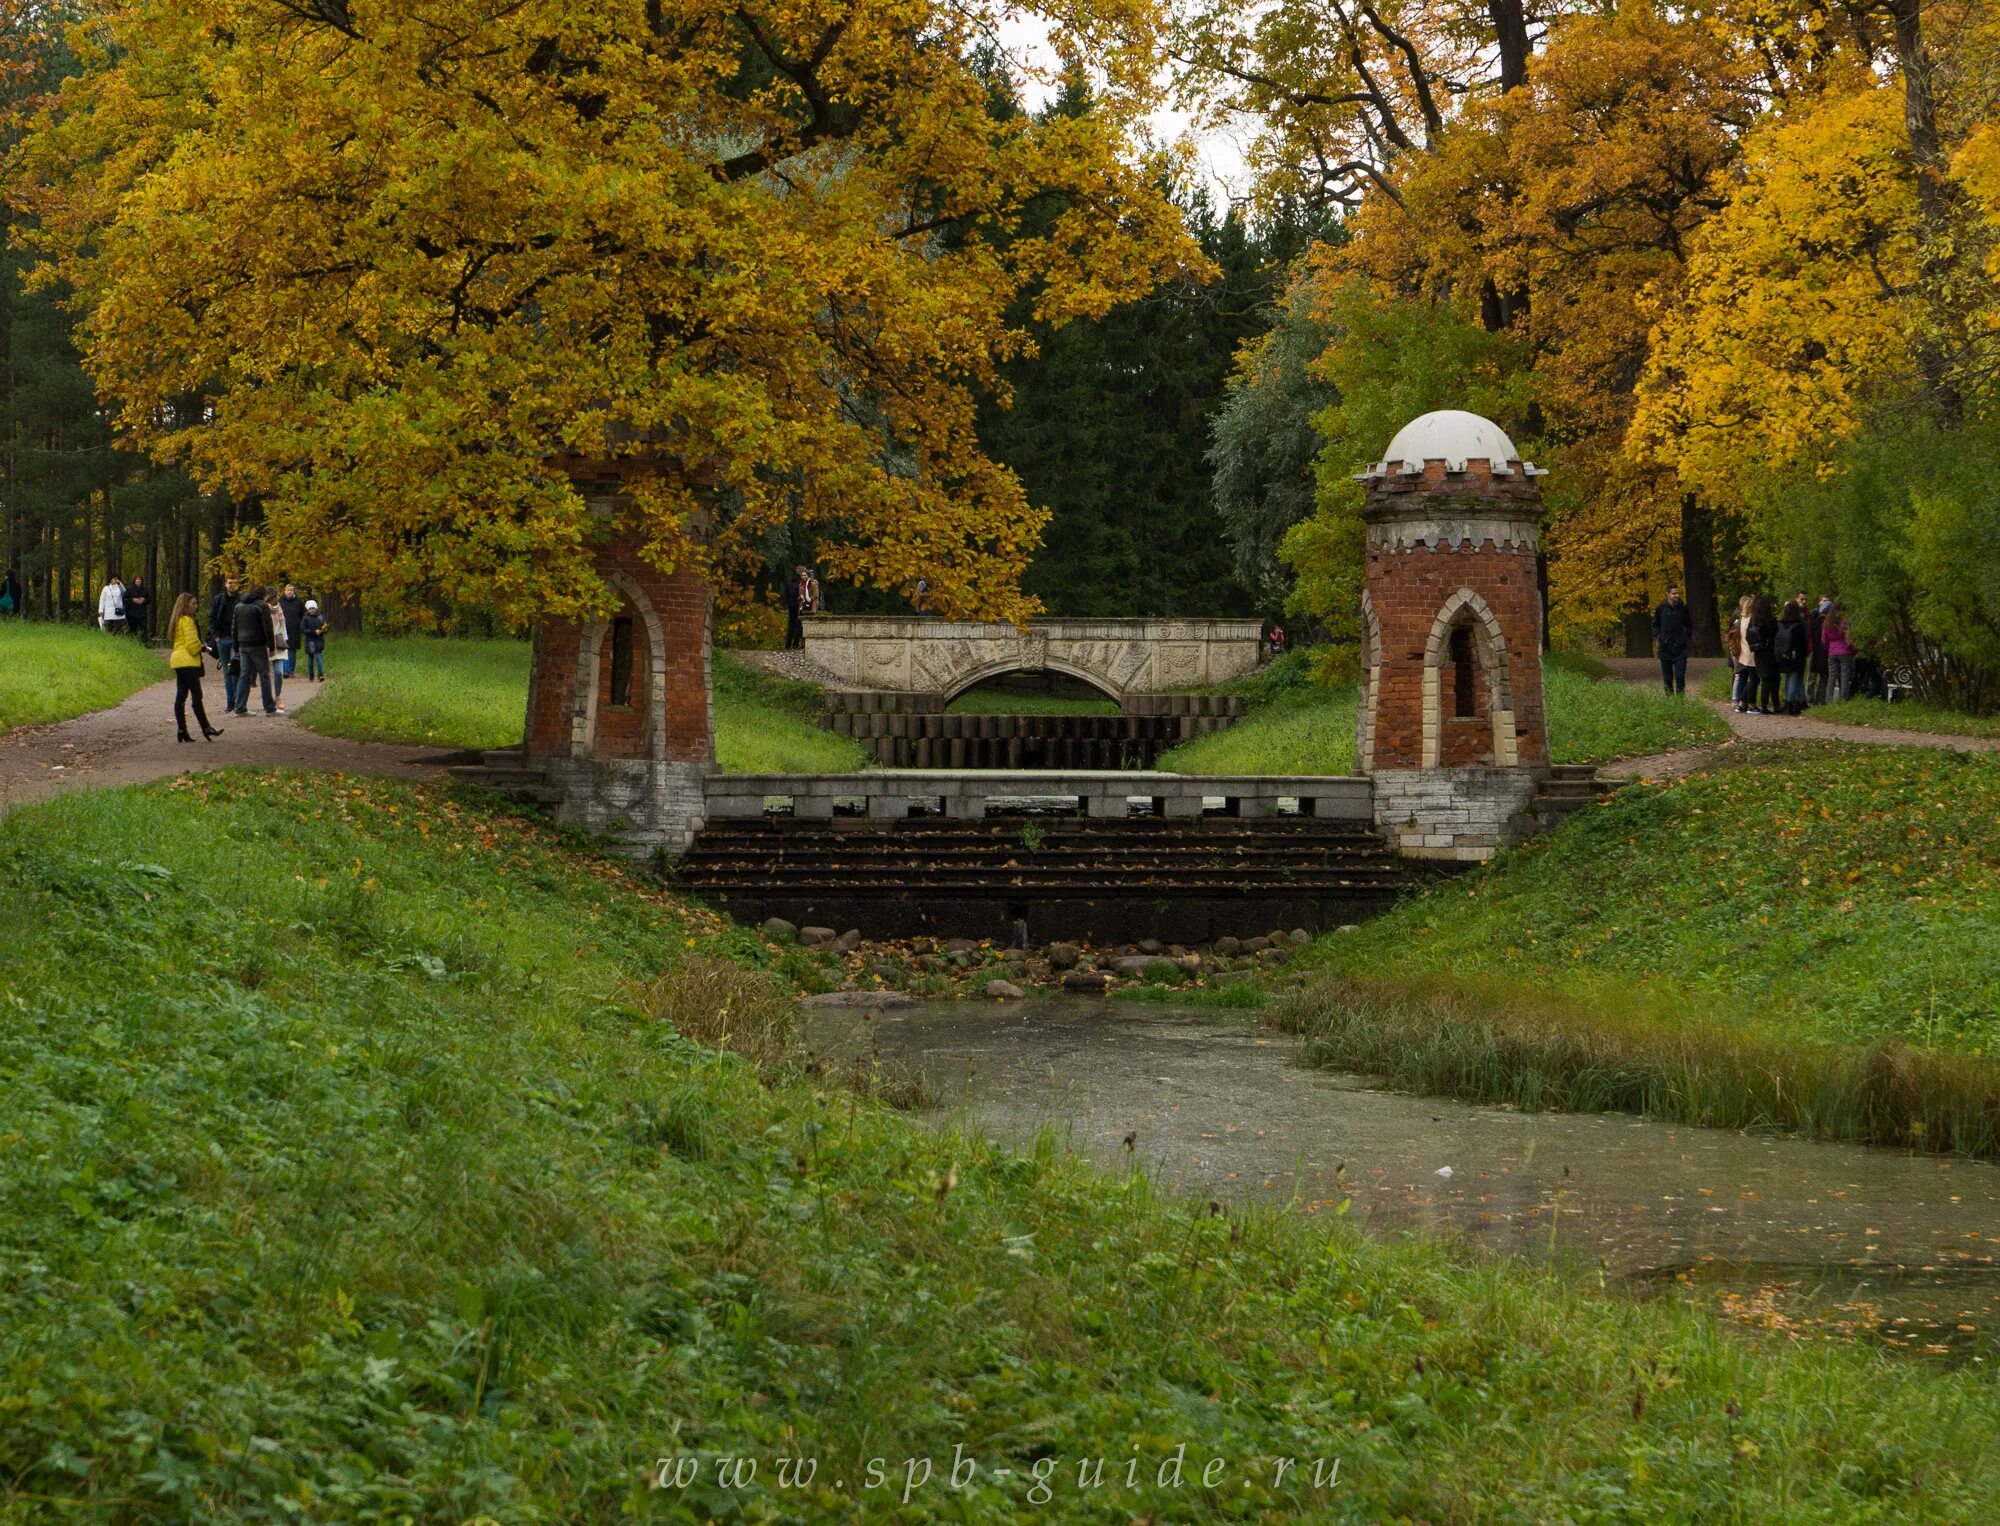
left=805, top=998, right=2000, bottom=1359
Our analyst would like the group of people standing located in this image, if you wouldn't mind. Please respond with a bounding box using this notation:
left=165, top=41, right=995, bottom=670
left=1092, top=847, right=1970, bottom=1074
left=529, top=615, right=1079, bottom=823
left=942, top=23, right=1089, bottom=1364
left=92, top=574, right=156, bottom=638
left=1651, top=584, right=1858, bottom=716
left=163, top=577, right=329, bottom=742
left=1728, top=591, right=1852, bottom=716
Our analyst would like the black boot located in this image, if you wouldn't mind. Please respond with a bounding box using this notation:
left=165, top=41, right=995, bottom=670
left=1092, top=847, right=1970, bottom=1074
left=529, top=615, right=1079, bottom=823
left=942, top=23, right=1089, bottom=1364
left=203, top=725, right=224, bottom=740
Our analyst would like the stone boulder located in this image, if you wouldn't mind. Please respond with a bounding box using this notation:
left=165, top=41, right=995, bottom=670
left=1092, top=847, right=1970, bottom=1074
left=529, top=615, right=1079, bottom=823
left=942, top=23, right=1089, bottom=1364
left=760, top=916, right=798, bottom=941
left=833, top=929, right=864, bottom=954
left=1060, top=970, right=1112, bottom=994
left=1214, top=936, right=1242, bottom=956
left=1047, top=942, right=1082, bottom=970
left=799, top=926, right=837, bottom=947
left=983, top=980, right=1025, bottom=1000
left=798, top=990, right=919, bottom=1009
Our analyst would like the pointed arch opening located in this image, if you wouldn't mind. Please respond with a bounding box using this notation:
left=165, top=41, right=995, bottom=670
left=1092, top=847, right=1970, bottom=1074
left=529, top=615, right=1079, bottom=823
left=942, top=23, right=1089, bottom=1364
left=1422, top=588, right=1518, bottom=768
left=570, top=570, right=669, bottom=762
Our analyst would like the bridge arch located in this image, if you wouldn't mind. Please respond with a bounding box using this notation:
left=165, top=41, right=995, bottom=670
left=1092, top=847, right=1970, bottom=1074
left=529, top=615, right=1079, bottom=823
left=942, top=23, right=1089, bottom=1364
left=940, top=658, right=1124, bottom=706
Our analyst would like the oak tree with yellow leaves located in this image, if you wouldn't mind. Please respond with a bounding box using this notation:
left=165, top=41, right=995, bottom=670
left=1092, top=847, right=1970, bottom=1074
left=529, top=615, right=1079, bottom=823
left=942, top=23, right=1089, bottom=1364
left=9, top=0, right=1203, bottom=626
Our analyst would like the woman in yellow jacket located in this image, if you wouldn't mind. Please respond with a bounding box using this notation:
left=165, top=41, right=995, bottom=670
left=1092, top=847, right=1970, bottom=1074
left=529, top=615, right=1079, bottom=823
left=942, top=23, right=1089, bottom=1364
left=168, top=593, right=224, bottom=743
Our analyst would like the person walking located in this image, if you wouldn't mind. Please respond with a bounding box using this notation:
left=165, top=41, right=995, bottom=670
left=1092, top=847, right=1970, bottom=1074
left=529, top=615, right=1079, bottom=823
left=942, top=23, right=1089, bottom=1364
left=209, top=575, right=243, bottom=712
left=97, top=575, right=126, bottom=633
left=0, top=568, right=19, bottom=617
left=1651, top=583, right=1693, bottom=695
left=299, top=599, right=328, bottom=680
left=1823, top=602, right=1856, bottom=702
left=166, top=593, right=224, bottom=743
left=1776, top=599, right=1810, bottom=715
left=278, top=584, right=306, bottom=678
left=266, top=589, right=290, bottom=704
left=123, top=574, right=151, bottom=641
left=1747, top=595, right=1781, bottom=715
left=1727, top=595, right=1757, bottom=713
left=802, top=566, right=821, bottom=616
left=230, top=584, right=282, bottom=716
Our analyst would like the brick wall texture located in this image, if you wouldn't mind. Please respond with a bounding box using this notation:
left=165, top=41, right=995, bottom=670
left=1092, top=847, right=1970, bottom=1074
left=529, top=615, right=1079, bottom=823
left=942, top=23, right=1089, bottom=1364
left=1359, top=459, right=1550, bottom=773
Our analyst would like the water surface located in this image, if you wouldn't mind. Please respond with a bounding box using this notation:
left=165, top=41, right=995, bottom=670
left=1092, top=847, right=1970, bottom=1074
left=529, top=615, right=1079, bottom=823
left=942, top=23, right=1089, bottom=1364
left=808, top=998, right=2000, bottom=1356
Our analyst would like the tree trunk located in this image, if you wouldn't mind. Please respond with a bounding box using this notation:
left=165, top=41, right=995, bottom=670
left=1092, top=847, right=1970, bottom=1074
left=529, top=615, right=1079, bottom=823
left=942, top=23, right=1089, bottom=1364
left=1885, top=0, right=1962, bottom=422
left=1490, top=0, right=1530, bottom=91
left=1679, top=493, right=1723, bottom=657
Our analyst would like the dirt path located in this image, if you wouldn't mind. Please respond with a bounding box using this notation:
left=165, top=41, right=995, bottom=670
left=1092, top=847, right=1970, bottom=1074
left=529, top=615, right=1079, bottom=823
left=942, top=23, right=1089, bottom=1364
left=1598, top=660, right=1998, bottom=781
left=0, top=673, right=457, bottom=816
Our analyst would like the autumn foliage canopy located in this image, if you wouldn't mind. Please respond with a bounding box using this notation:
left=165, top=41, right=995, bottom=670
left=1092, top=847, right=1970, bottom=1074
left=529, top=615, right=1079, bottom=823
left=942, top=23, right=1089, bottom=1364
left=9, top=0, right=1201, bottom=626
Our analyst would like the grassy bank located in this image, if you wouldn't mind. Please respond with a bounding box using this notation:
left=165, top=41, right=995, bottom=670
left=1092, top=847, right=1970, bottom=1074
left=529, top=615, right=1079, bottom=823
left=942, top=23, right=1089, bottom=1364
left=1276, top=745, right=2000, bottom=1150
left=292, top=633, right=529, bottom=748
left=7, top=775, right=2000, bottom=1517
left=295, top=636, right=865, bottom=772
left=1157, top=651, right=1726, bottom=775
left=714, top=652, right=866, bottom=772
left=0, top=619, right=165, bottom=732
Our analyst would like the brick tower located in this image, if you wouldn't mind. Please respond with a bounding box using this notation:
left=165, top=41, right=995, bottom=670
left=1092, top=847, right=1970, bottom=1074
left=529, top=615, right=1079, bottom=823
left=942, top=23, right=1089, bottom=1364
left=1353, top=410, right=1550, bottom=861
left=522, top=461, right=714, bottom=857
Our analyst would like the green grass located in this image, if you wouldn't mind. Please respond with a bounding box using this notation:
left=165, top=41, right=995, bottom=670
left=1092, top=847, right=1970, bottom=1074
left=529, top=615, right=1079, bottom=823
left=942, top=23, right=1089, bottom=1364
left=0, top=620, right=165, bottom=732
left=713, top=652, right=867, bottom=773
left=294, top=633, right=529, bottom=749
left=1275, top=745, right=2000, bottom=1149
left=1697, top=668, right=1997, bottom=738
left=1811, top=697, right=2000, bottom=739
left=944, top=688, right=1118, bottom=715
left=9, top=775, right=2000, bottom=1517
left=1156, top=651, right=1726, bottom=775
left=294, top=636, right=865, bottom=772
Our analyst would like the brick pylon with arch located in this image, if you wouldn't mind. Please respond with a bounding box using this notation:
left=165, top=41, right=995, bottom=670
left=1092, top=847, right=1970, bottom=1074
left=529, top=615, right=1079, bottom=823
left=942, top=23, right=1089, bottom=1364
left=521, top=460, right=714, bottom=856
left=1354, top=410, right=1552, bottom=861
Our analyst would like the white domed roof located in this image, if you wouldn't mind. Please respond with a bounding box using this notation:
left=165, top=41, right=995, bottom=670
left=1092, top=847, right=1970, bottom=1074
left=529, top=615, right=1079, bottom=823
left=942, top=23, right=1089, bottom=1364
left=1378, top=410, right=1519, bottom=471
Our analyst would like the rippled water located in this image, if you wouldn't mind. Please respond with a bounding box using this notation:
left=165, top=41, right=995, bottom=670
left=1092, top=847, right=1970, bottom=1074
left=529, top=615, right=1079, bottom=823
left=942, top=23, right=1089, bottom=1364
left=806, top=998, right=2000, bottom=1358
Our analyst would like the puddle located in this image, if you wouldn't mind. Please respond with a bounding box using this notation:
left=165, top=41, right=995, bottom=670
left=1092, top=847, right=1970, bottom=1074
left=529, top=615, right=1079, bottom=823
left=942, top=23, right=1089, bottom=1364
left=807, top=998, right=2000, bottom=1358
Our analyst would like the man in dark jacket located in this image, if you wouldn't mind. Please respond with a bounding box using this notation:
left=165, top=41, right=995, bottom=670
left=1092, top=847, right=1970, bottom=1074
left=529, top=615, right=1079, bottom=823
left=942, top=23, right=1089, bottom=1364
left=230, top=585, right=282, bottom=717
left=1651, top=584, right=1694, bottom=695
left=209, top=576, right=243, bottom=712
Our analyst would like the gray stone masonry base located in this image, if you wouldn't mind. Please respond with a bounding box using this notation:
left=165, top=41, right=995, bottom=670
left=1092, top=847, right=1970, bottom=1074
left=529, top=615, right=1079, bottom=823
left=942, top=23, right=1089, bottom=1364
left=1370, top=766, right=1543, bottom=862
left=539, top=756, right=708, bottom=858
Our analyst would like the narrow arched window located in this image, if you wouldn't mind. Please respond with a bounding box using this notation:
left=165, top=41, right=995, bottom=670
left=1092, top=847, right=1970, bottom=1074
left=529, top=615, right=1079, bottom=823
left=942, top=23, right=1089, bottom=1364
left=609, top=616, right=634, bottom=706
left=1450, top=624, right=1476, bottom=718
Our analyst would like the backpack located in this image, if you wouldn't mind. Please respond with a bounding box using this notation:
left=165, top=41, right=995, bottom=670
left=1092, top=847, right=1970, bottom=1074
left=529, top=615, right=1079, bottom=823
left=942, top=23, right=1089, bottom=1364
left=1774, top=621, right=1800, bottom=662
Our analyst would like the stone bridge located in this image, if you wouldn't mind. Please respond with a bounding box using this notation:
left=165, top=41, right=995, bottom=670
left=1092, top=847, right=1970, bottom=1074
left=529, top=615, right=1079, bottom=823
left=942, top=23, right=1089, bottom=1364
left=803, top=616, right=1264, bottom=701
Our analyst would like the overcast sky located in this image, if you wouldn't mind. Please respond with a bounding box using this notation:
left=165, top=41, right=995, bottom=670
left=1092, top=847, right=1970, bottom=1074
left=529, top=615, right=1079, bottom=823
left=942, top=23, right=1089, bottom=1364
left=990, top=12, right=1258, bottom=203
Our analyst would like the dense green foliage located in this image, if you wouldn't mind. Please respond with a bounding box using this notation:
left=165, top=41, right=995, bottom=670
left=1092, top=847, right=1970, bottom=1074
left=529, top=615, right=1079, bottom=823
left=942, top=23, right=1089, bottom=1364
left=1746, top=422, right=2000, bottom=712
left=974, top=192, right=1275, bottom=619
left=1207, top=269, right=1337, bottom=605
left=0, top=620, right=164, bottom=731
left=9, top=775, right=2000, bottom=1518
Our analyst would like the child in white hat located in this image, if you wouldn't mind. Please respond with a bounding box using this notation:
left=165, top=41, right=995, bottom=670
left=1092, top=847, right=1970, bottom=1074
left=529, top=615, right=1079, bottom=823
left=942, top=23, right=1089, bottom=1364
left=300, top=600, right=329, bottom=681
